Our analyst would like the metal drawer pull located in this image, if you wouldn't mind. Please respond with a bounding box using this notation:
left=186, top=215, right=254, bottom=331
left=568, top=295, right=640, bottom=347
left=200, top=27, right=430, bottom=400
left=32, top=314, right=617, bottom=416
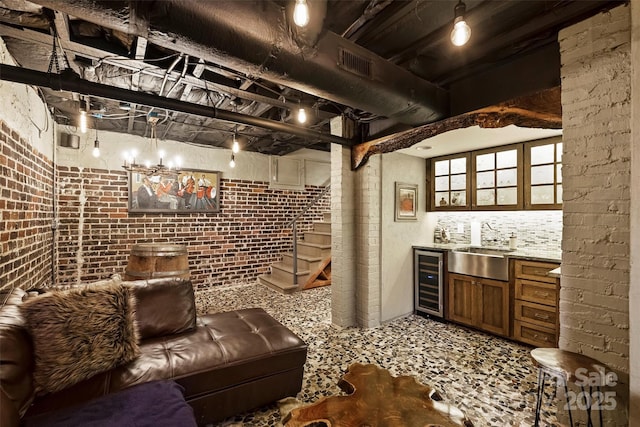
left=534, top=313, right=551, bottom=320
left=534, top=291, right=550, bottom=297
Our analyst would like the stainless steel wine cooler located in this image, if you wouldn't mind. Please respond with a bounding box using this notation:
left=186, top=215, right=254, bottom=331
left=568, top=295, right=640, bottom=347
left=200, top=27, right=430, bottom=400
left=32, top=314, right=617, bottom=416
left=414, top=250, right=444, bottom=318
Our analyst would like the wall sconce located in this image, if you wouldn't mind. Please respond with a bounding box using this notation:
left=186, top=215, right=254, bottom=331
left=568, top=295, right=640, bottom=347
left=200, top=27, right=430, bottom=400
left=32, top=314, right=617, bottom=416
left=450, top=0, right=471, bottom=47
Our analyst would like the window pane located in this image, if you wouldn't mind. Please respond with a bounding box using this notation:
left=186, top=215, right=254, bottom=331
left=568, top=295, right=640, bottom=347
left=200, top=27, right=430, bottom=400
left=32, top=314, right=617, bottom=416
left=556, top=142, right=563, bottom=163
left=450, top=157, right=466, bottom=174
left=476, top=189, right=495, bottom=206
left=497, top=168, right=517, bottom=187
left=436, top=192, right=450, bottom=207
left=476, top=153, right=495, bottom=171
left=476, top=171, right=495, bottom=189
left=531, top=165, right=555, bottom=185
left=451, top=191, right=466, bottom=206
left=531, top=144, right=555, bottom=165
left=531, top=185, right=555, bottom=204
left=497, top=187, right=518, bottom=205
left=435, top=176, right=449, bottom=191
left=497, top=149, right=517, bottom=168
left=435, top=160, right=449, bottom=176
left=450, top=174, right=466, bottom=190
left=557, top=184, right=562, bottom=204
left=557, top=164, right=562, bottom=183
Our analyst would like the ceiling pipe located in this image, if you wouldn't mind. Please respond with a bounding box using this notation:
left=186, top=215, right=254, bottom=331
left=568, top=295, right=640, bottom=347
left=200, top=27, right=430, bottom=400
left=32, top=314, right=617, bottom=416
left=28, top=0, right=448, bottom=125
left=0, top=64, right=352, bottom=146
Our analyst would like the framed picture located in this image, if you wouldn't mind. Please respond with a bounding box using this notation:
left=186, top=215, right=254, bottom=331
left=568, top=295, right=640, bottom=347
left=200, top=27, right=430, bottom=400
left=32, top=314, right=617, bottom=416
left=129, top=169, right=220, bottom=213
left=395, top=182, right=418, bottom=221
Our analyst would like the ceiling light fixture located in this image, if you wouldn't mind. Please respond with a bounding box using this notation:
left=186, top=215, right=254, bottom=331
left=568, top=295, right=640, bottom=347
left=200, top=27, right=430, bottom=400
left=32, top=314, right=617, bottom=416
left=79, top=99, right=88, bottom=133
left=297, top=107, right=307, bottom=124
left=92, top=128, right=100, bottom=157
left=229, top=153, right=236, bottom=168
left=450, top=0, right=471, bottom=47
left=293, top=0, right=309, bottom=27
left=232, top=134, right=240, bottom=154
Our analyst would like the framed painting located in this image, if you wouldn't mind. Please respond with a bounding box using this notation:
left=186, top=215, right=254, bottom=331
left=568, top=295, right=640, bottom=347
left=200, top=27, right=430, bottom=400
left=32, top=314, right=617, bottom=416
left=129, top=169, right=220, bottom=213
left=395, top=182, right=418, bottom=221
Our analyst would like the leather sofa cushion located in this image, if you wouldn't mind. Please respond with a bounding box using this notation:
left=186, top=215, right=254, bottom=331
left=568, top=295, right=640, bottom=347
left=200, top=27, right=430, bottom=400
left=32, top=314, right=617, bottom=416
left=126, top=278, right=196, bottom=340
left=26, top=308, right=307, bottom=415
left=0, top=288, right=34, bottom=418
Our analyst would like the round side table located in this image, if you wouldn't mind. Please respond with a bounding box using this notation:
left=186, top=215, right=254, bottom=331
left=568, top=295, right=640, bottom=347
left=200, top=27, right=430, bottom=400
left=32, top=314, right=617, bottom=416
left=531, top=348, right=612, bottom=427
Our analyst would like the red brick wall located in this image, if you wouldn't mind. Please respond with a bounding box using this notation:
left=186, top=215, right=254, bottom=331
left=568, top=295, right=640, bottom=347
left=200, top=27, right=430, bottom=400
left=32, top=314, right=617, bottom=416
left=0, top=120, right=54, bottom=295
left=56, top=168, right=330, bottom=289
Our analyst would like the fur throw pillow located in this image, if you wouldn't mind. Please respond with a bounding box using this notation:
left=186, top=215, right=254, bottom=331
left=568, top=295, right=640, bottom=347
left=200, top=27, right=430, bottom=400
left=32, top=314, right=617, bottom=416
left=21, top=283, right=140, bottom=394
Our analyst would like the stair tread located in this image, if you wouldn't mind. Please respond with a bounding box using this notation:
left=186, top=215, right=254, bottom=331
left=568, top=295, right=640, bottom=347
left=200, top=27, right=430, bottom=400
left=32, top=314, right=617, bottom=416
left=271, top=262, right=310, bottom=275
left=258, top=274, right=299, bottom=291
left=304, top=231, right=331, bottom=236
left=283, top=252, right=323, bottom=262
left=297, top=241, right=331, bottom=249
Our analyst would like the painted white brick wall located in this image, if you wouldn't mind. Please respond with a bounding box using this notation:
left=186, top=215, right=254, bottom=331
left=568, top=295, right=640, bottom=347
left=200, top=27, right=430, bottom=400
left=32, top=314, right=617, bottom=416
left=331, top=144, right=357, bottom=327
left=560, top=5, right=630, bottom=424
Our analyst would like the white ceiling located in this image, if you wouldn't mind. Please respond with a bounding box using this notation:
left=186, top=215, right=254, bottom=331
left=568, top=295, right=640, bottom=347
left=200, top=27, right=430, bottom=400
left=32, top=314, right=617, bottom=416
left=398, top=125, right=563, bottom=159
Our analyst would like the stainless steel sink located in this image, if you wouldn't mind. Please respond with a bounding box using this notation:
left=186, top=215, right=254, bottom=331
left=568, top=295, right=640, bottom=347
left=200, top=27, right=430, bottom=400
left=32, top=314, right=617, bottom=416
left=448, top=247, right=513, bottom=281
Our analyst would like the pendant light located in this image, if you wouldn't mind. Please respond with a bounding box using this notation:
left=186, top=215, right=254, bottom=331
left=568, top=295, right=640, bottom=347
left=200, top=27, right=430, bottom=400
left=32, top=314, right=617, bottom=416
left=92, top=128, right=100, bottom=158
left=450, top=0, right=471, bottom=47
left=297, top=107, right=307, bottom=124
left=293, top=0, right=309, bottom=27
left=232, top=134, right=240, bottom=153
left=229, top=153, right=236, bottom=168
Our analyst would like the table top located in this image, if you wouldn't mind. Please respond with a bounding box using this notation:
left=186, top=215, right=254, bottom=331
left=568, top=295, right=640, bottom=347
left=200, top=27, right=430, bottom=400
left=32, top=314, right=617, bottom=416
left=531, top=348, right=612, bottom=385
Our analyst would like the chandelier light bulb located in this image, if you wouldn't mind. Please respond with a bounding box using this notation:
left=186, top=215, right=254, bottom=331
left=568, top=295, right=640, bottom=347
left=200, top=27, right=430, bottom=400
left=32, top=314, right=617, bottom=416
left=80, top=110, right=87, bottom=133
left=297, top=107, right=307, bottom=124
left=92, top=139, right=100, bottom=158
left=293, top=0, right=309, bottom=27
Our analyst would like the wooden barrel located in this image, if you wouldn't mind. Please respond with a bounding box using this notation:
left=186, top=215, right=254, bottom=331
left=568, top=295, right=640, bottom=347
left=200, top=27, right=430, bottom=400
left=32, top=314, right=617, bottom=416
left=124, top=243, right=190, bottom=281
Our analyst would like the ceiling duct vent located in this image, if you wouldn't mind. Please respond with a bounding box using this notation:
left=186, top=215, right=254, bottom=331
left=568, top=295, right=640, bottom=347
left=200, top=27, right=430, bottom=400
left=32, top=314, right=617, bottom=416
left=338, top=47, right=373, bottom=79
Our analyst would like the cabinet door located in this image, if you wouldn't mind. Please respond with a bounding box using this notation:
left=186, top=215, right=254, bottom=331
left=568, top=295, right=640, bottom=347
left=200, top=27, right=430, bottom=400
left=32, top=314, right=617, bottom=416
left=477, top=278, right=510, bottom=337
left=448, top=274, right=475, bottom=327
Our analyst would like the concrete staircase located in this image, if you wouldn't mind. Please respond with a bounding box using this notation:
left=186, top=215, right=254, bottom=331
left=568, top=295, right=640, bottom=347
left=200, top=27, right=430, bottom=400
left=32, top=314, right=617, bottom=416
left=259, top=212, right=331, bottom=294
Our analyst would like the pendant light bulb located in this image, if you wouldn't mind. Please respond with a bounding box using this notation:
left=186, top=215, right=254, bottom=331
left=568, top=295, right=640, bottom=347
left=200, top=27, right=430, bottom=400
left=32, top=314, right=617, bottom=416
left=232, top=135, right=240, bottom=153
left=293, top=0, right=309, bottom=27
left=92, top=139, right=100, bottom=158
left=80, top=110, right=87, bottom=133
left=450, top=1, right=471, bottom=47
left=229, top=153, right=236, bottom=168
left=297, top=107, right=307, bottom=124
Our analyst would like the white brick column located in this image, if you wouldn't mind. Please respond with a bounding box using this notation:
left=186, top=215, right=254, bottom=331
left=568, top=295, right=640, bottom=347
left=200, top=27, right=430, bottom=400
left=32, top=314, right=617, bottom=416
left=629, top=0, right=640, bottom=423
left=560, top=5, right=630, bottom=424
left=355, top=155, right=381, bottom=328
left=330, top=144, right=357, bottom=327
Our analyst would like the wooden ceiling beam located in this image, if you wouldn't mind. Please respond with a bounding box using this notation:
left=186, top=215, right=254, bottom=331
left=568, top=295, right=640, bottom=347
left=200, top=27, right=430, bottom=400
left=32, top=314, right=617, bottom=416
left=351, top=86, right=561, bottom=170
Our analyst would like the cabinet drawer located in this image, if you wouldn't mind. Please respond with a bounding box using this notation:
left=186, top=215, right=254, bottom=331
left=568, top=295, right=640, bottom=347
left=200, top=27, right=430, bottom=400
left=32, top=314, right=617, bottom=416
left=514, top=260, right=559, bottom=283
left=515, top=279, right=557, bottom=307
left=514, top=300, right=557, bottom=328
left=514, top=319, right=557, bottom=347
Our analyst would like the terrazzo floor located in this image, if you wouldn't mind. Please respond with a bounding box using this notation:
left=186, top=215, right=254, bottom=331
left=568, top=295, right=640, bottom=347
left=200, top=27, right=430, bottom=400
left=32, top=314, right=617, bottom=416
left=195, top=283, right=559, bottom=427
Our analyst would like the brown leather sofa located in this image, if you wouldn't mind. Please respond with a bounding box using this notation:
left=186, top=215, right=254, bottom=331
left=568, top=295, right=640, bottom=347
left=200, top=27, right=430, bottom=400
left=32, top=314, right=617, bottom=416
left=0, top=278, right=308, bottom=426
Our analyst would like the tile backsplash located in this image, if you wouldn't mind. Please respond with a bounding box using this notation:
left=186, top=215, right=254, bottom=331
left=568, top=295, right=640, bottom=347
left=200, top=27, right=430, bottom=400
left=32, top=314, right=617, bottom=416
left=435, top=211, right=562, bottom=251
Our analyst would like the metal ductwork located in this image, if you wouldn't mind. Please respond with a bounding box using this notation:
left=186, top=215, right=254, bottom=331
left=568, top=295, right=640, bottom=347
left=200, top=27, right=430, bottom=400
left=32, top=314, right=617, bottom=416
left=30, top=0, right=448, bottom=125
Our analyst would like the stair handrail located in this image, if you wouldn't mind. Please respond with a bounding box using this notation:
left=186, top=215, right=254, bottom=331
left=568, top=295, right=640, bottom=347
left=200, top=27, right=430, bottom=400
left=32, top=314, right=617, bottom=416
left=287, top=184, right=331, bottom=286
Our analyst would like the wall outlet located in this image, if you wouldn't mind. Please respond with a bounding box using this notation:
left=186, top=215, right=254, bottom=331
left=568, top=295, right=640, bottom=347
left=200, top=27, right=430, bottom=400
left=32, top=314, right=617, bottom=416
left=457, top=223, right=464, bottom=233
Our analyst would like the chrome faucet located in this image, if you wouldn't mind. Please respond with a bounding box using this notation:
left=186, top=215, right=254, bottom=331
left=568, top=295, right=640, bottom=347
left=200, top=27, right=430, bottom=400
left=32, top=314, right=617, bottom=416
left=481, top=222, right=500, bottom=245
